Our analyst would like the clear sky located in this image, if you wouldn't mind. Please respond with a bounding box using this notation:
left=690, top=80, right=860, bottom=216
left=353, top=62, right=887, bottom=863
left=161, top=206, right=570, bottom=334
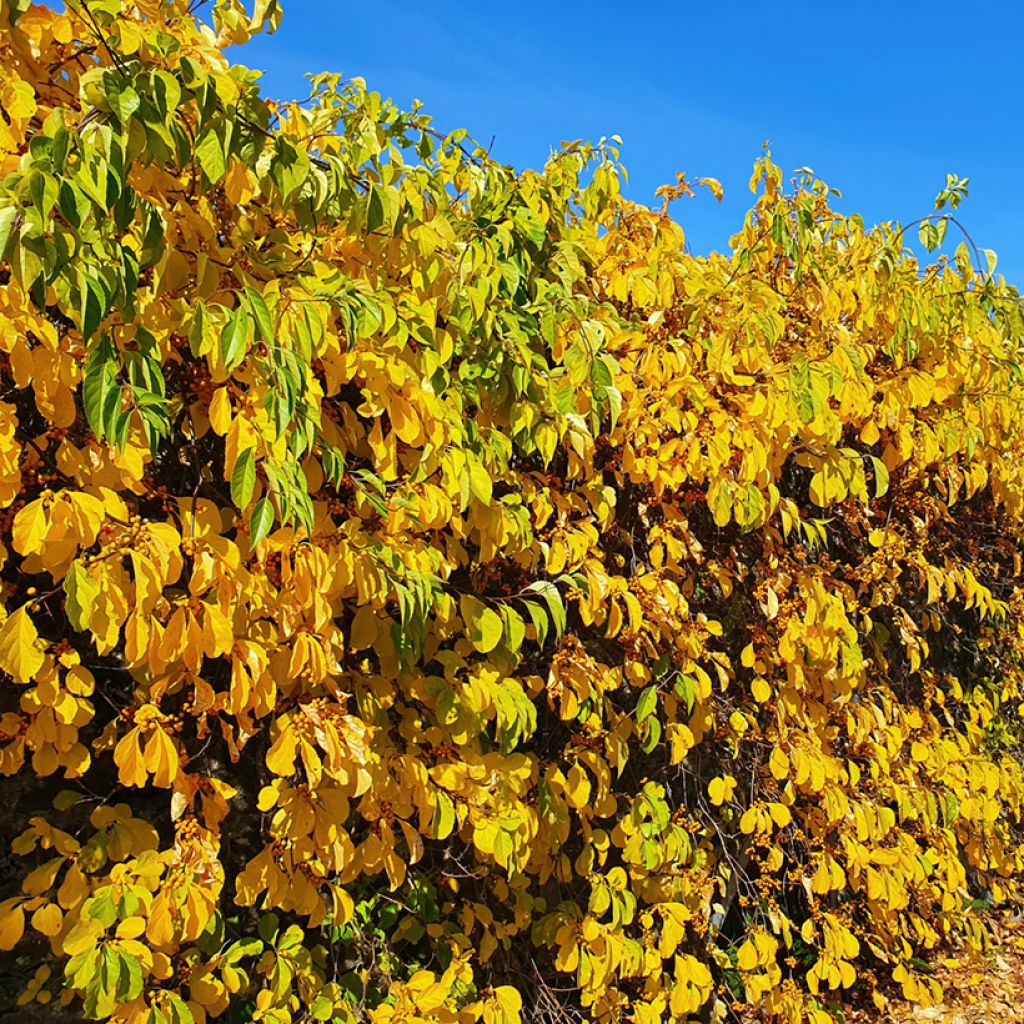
left=237, top=0, right=1024, bottom=286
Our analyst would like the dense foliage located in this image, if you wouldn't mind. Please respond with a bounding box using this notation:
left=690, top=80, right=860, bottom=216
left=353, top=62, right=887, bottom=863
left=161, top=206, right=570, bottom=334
left=2, top=2, right=1024, bottom=1023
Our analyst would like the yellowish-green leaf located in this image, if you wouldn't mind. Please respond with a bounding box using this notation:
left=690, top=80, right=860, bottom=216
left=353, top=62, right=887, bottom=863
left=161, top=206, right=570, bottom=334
left=460, top=594, right=503, bottom=653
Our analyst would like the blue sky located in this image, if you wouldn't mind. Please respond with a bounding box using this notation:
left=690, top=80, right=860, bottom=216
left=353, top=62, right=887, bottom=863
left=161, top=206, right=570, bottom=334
left=238, top=1, right=1024, bottom=286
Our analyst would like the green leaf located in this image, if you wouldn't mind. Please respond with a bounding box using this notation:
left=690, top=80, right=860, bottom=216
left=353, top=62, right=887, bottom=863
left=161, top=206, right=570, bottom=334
left=195, top=129, right=226, bottom=184
left=635, top=685, right=657, bottom=723
left=117, top=950, right=143, bottom=1000
left=53, top=789, right=85, bottom=811
left=309, top=996, right=333, bottom=1022
left=591, top=355, right=614, bottom=388
left=249, top=496, right=274, bottom=547
left=223, top=937, right=263, bottom=964
left=499, top=604, right=525, bottom=653
left=514, top=207, right=545, bottom=248
left=166, top=992, right=195, bottom=1024
left=270, top=137, right=309, bottom=200
left=82, top=336, right=119, bottom=440
left=220, top=305, right=249, bottom=371
left=230, top=448, right=256, bottom=509
left=320, top=444, right=345, bottom=488
left=51, top=123, right=70, bottom=172
left=276, top=923, right=305, bottom=951
left=0, top=204, right=18, bottom=259
left=940, top=790, right=959, bottom=826
left=80, top=273, right=106, bottom=341
left=869, top=456, right=889, bottom=498
left=257, top=913, right=280, bottom=944
left=139, top=204, right=165, bottom=270
left=522, top=597, right=549, bottom=649
left=85, top=890, right=118, bottom=927
left=113, top=408, right=131, bottom=450
left=189, top=301, right=209, bottom=357
left=525, top=581, right=566, bottom=642
left=101, top=387, right=122, bottom=442
left=103, top=75, right=140, bottom=125
left=460, top=594, right=503, bottom=653
left=11, top=229, right=42, bottom=292
left=640, top=713, right=662, bottom=754
left=789, top=356, right=822, bottom=424
left=245, top=285, right=274, bottom=343
left=366, top=185, right=385, bottom=233
left=671, top=675, right=696, bottom=716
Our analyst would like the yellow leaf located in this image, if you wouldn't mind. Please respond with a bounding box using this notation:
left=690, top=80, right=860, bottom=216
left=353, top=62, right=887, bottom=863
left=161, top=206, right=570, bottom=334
left=202, top=603, right=234, bottom=657
left=699, top=176, right=724, bottom=202
left=223, top=158, right=256, bottom=205
left=0, top=606, right=45, bottom=683
left=2, top=79, right=35, bottom=120
left=869, top=528, right=886, bottom=547
left=349, top=604, right=378, bottom=651
left=114, top=729, right=148, bottom=788
left=737, top=937, right=758, bottom=971
left=57, top=865, right=89, bottom=909
left=144, top=727, right=179, bottom=788
left=467, top=458, right=493, bottom=506
left=12, top=498, right=48, bottom=555
left=860, top=419, right=881, bottom=445
left=266, top=723, right=297, bottom=776
left=564, top=763, right=591, bottom=809
left=769, top=747, right=790, bottom=781
left=31, top=902, right=62, bottom=936
left=146, top=891, right=175, bottom=947
left=492, top=985, right=523, bottom=1024
left=389, top=393, right=423, bottom=445
left=668, top=723, right=695, bottom=764
left=116, top=916, right=147, bottom=939
left=66, top=492, right=104, bottom=547
left=708, top=776, right=735, bottom=806
left=0, top=899, right=25, bottom=950
left=209, top=386, right=232, bottom=435
left=22, top=857, right=63, bottom=895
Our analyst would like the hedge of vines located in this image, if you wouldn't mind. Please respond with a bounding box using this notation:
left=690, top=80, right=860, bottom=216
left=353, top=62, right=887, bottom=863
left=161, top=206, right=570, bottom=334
left=2, top=2, right=1024, bottom=1023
